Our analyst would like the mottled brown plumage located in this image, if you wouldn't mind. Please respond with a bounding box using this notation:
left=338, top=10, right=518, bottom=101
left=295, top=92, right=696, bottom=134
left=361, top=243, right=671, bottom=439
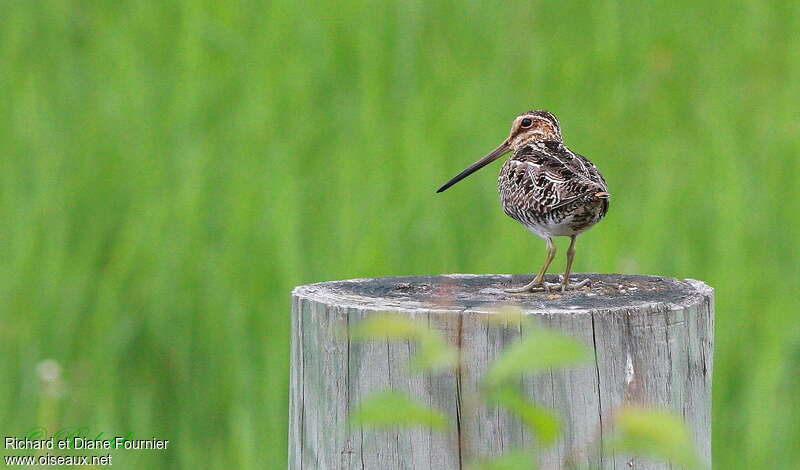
left=437, top=110, right=610, bottom=292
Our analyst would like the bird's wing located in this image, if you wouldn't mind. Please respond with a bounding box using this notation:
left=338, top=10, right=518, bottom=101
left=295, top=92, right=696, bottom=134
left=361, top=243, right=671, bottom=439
left=570, top=151, right=609, bottom=193
left=541, top=142, right=608, bottom=190
left=502, top=146, right=607, bottom=214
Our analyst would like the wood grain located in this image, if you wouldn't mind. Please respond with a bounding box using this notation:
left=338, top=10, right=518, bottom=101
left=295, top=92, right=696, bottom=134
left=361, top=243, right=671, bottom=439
left=289, top=273, right=714, bottom=470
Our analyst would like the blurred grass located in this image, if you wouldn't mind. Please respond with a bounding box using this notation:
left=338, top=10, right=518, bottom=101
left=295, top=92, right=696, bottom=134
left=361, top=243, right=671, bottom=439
left=0, top=0, right=798, bottom=468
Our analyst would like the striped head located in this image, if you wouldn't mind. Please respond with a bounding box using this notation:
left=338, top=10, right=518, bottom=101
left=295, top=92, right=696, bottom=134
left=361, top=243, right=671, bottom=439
left=507, top=110, right=562, bottom=150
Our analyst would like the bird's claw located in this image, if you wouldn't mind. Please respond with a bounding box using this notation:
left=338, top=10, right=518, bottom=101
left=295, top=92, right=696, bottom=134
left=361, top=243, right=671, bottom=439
left=556, top=277, right=591, bottom=292
left=505, top=283, right=543, bottom=294
left=504, top=277, right=546, bottom=293
left=506, top=277, right=591, bottom=294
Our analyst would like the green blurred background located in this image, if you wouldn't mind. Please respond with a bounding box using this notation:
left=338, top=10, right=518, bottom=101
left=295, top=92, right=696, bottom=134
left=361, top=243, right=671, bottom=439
left=1, top=0, right=798, bottom=468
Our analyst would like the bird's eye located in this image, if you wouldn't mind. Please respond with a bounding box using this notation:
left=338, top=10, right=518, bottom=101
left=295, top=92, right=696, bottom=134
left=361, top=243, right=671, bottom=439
left=521, top=118, right=533, bottom=128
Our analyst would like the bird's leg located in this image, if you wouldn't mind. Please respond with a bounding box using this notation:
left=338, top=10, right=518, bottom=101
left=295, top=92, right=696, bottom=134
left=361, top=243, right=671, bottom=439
left=506, top=237, right=557, bottom=293
left=555, top=235, right=591, bottom=291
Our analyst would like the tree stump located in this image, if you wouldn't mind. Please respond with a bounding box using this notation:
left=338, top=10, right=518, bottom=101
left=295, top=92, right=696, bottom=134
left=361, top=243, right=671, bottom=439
left=289, top=273, right=714, bottom=470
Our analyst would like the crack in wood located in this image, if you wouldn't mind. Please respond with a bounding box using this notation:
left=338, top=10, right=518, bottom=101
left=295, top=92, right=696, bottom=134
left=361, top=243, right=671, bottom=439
left=590, top=312, right=605, bottom=468
left=455, top=312, right=465, bottom=470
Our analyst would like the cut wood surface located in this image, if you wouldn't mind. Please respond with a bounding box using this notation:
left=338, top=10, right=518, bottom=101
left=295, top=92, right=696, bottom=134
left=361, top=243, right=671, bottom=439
left=289, top=273, right=714, bottom=470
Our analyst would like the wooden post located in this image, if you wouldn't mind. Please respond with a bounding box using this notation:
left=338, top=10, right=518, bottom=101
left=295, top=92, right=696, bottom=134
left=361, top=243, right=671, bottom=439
left=289, top=274, right=714, bottom=470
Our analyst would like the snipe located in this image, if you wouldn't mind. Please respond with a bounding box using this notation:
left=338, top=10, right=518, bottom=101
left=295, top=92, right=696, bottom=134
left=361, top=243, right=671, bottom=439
left=437, top=110, right=610, bottom=293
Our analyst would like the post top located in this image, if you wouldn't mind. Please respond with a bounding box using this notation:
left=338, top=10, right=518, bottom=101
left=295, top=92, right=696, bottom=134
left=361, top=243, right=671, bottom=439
left=292, top=273, right=713, bottom=314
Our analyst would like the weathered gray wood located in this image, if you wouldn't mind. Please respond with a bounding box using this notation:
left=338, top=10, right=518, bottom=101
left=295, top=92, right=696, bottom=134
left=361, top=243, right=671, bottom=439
left=289, top=274, right=714, bottom=470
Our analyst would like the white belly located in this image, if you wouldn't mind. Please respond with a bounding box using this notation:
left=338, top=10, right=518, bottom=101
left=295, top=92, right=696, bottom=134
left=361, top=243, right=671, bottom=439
left=525, top=221, right=582, bottom=238
left=522, top=201, right=605, bottom=238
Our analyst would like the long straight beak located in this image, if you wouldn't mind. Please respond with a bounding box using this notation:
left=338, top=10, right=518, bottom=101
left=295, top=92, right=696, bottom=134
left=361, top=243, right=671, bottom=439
left=436, top=142, right=510, bottom=193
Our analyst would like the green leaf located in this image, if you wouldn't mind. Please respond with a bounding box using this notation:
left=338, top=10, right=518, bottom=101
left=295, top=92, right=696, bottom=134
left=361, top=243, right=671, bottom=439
left=350, top=314, right=458, bottom=371
left=470, top=449, right=538, bottom=470
left=606, top=406, right=703, bottom=469
left=486, top=387, right=560, bottom=445
left=349, top=314, right=427, bottom=340
left=408, top=331, right=459, bottom=371
left=485, top=325, right=590, bottom=386
left=349, top=390, right=449, bottom=430
left=484, top=306, right=526, bottom=327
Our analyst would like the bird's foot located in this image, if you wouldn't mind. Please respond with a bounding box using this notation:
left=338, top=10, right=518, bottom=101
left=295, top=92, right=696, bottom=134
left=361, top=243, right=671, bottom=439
left=556, top=277, right=591, bottom=292
left=505, top=277, right=548, bottom=293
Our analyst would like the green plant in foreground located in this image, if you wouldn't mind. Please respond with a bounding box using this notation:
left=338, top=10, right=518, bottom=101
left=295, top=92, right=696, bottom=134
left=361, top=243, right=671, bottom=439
left=349, top=390, right=449, bottom=431
left=471, top=449, right=538, bottom=470
left=346, top=310, right=703, bottom=469
left=607, top=407, right=702, bottom=470
left=347, top=313, right=459, bottom=372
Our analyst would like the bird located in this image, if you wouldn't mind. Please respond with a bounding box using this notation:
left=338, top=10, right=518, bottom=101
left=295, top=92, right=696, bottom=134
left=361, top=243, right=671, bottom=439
left=436, top=110, right=610, bottom=293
